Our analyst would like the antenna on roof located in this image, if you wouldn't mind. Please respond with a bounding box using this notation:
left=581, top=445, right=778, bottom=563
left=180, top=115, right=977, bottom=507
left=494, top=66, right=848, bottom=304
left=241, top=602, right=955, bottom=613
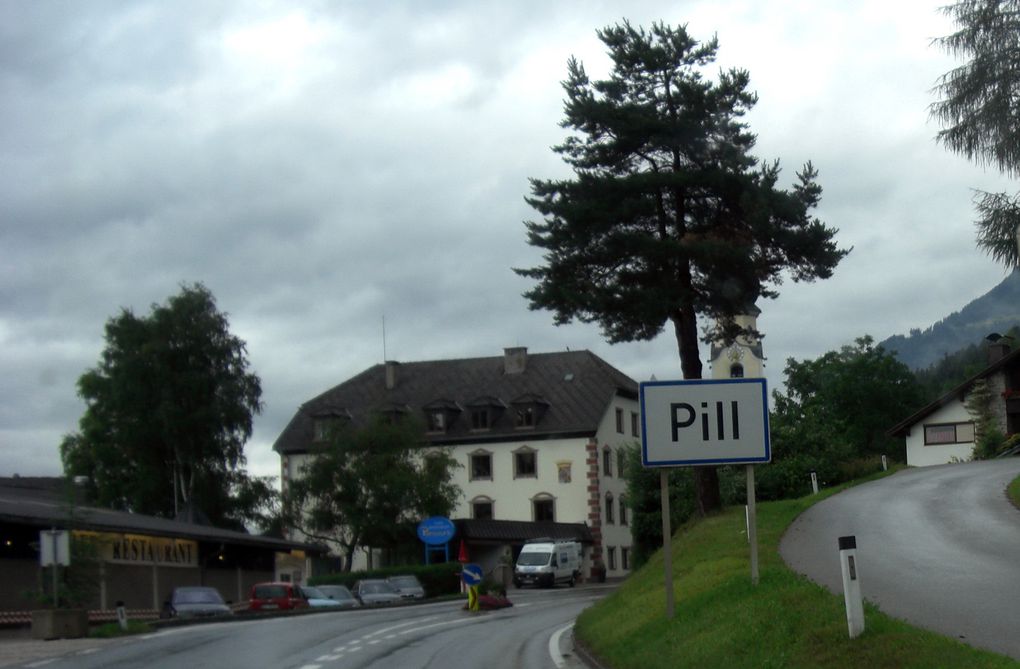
left=382, top=315, right=387, bottom=362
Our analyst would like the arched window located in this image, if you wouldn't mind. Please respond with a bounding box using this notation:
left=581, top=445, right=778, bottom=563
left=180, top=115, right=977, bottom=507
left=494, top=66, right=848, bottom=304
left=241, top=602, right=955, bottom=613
left=532, top=493, right=555, bottom=522
left=730, top=363, right=744, bottom=378
left=471, top=496, right=494, bottom=520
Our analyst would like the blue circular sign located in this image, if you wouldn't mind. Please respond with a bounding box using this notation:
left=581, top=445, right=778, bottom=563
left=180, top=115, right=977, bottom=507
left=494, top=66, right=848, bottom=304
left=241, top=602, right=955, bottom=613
left=416, top=516, right=455, bottom=545
left=462, top=563, right=483, bottom=586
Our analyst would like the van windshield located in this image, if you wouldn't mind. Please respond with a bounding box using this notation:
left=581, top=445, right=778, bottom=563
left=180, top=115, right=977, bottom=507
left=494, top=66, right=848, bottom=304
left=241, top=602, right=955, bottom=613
left=517, top=551, right=551, bottom=566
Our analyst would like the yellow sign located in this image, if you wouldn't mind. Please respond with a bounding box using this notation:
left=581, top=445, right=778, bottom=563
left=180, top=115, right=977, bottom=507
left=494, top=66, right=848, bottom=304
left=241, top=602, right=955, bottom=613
left=74, top=531, right=198, bottom=567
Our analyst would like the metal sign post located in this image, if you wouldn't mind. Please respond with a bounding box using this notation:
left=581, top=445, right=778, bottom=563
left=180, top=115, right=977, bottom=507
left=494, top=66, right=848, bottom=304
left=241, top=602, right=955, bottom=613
left=660, top=470, right=674, bottom=618
left=39, top=529, right=70, bottom=608
left=641, top=379, right=771, bottom=618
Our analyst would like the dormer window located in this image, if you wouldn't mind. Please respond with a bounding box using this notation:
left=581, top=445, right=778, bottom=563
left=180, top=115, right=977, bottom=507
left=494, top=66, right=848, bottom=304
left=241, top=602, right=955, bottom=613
left=511, top=393, right=549, bottom=430
left=423, top=399, right=461, bottom=434
left=311, top=409, right=352, bottom=441
left=467, top=396, right=506, bottom=431
left=472, top=409, right=490, bottom=430
left=377, top=403, right=410, bottom=424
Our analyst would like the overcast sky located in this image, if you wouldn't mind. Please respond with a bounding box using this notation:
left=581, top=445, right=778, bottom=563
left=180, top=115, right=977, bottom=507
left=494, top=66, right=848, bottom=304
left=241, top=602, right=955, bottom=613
left=2, top=0, right=1014, bottom=482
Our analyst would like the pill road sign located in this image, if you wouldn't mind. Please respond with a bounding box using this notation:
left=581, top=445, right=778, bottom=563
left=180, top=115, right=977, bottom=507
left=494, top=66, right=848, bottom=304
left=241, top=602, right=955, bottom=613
left=640, top=378, right=770, bottom=467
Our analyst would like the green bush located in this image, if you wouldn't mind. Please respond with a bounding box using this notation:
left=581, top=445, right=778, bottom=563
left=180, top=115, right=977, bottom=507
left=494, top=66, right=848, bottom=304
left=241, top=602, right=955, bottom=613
left=973, top=428, right=1007, bottom=460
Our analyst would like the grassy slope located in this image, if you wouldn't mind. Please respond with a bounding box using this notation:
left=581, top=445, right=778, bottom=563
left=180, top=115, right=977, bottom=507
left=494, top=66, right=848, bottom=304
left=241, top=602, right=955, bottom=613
left=575, top=472, right=1018, bottom=669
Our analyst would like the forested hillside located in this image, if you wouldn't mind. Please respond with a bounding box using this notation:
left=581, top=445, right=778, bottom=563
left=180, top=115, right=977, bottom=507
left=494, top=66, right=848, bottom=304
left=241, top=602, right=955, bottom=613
left=880, top=270, right=1020, bottom=371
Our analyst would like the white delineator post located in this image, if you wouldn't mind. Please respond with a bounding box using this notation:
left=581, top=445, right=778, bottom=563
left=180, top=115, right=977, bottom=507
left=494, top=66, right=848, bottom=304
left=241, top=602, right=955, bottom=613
left=838, top=535, right=865, bottom=638
left=881, top=454, right=888, bottom=471
left=810, top=470, right=819, bottom=495
left=746, top=465, right=758, bottom=585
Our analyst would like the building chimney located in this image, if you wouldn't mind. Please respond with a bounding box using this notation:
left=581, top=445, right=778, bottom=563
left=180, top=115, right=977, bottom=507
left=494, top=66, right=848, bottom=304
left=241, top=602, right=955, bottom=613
left=504, top=347, right=528, bottom=375
left=385, top=360, right=399, bottom=390
left=986, top=334, right=1012, bottom=365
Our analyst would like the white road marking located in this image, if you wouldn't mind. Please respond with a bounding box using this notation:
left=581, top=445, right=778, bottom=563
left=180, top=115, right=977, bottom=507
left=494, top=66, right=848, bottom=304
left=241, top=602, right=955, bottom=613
left=26, top=660, right=57, bottom=668
left=549, top=622, right=574, bottom=669
left=363, top=616, right=437, bottom=638
left=398, top=615, right=487, bottom=635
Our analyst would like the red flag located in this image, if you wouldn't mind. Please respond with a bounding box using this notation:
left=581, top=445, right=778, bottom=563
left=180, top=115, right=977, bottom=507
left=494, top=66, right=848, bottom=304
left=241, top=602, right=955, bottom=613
left=457, top=539, right=468, bottom=563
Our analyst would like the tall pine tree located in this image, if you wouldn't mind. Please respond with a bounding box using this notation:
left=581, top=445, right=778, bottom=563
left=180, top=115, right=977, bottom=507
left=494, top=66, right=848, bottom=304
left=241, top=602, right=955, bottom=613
left=933, top=0, right=1020, bottom=267
left=517, top=22, right=847, bottom=514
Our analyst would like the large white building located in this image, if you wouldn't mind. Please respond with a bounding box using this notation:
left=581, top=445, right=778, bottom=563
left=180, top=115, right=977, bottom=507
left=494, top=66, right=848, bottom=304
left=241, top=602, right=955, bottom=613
left=273, top=347, right=639, bottom=581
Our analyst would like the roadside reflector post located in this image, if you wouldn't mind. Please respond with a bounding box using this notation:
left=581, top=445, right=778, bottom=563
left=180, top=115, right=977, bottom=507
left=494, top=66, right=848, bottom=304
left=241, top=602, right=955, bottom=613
left=746, top=465, right=759, bottom=585
left=810, top=470, right=819, bottom=495
left=116, top=600, right=127, bottom=631
left=881, top=455, right=888, bottom=471
left=838, top=535, right=865, bottom=638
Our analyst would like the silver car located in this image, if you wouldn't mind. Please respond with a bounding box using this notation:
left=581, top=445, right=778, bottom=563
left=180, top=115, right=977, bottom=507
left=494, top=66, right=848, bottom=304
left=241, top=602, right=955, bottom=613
left=386, top=575, right=425, bottom=600
left=316, top=585, right=361, bottom=609
left=353, top=579, right=401, bottom=606
left=161, top=586, right=232, bottom=619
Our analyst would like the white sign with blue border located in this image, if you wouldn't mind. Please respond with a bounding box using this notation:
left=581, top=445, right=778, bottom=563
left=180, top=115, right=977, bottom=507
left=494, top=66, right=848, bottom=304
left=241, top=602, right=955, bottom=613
left=641, top=378, right=770, bottom=467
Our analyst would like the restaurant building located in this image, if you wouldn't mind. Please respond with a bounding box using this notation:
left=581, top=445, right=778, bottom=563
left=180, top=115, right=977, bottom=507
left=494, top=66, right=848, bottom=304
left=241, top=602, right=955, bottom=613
left=0, top=476, right=324, bottom=620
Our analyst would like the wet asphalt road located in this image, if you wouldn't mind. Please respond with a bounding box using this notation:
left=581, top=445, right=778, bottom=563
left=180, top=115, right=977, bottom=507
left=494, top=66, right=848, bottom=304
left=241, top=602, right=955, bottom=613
left=779, top=459, right=1020, bottom=660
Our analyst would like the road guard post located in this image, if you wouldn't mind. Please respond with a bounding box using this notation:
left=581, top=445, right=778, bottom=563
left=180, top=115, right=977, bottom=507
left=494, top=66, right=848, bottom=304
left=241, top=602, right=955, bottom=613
left=641, top=378, right=771, bottom=618
left=838, top=536, right=865, bottom=638
left=462, top=563, right=483, bottom=612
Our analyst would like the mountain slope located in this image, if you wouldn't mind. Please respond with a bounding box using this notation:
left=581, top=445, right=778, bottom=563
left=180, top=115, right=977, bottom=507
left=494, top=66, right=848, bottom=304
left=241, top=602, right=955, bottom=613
left=880, top=270, right=1020, bottom=370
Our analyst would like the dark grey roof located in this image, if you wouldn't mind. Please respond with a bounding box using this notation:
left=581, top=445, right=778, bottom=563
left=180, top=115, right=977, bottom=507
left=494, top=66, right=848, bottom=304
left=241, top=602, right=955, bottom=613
left=453, top=519, right=593, bottom=544
left=0, top=478, right=322, bottom=554
left=273, top=349, right=638, bottom=455
left=888, top=346, right=1020, bottom=437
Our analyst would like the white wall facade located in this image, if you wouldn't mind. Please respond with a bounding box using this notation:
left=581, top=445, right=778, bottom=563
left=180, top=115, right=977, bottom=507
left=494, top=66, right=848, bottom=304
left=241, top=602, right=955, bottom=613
left=904, top=401, right=976, bottom=467
left=448, top=435, right=591, bottom=523
left=592, top=396, right=641, bottom=577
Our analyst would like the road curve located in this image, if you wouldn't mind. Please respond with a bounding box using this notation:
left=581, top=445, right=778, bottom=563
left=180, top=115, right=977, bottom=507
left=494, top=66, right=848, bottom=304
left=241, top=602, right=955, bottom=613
left=779, top=459, right=1020, bottom=660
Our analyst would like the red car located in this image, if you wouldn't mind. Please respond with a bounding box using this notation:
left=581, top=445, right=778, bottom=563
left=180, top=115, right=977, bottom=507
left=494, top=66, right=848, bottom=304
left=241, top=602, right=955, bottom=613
left=248, top=582, right=308, bottom=612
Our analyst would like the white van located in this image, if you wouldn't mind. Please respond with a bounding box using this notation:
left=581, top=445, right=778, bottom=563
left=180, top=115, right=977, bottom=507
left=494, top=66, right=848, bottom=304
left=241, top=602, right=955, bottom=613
left=513, top=539, right=582, bottom=588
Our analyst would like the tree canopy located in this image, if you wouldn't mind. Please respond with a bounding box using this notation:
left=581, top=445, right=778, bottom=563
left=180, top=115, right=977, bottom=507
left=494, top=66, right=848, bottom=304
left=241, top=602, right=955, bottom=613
left=282, top=416, right=460, bottom=571
left=932, top=0, right=1020, bottom=267
left=770, top=336, right=926, bottom=464
left=60, top=283, right=271, bottom=530
left=517, top=21, right=848, bottom=513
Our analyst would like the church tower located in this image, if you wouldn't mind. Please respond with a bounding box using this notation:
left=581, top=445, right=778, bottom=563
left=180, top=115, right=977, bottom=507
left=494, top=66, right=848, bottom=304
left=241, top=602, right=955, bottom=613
left=709, top=305, right=764, bottom=379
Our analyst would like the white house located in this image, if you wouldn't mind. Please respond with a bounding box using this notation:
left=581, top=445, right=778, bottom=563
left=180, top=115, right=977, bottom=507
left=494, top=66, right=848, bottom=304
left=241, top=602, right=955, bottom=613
left=889, top=338, right=1020, bottom=466
left=273, top=347, right=639, bottom=581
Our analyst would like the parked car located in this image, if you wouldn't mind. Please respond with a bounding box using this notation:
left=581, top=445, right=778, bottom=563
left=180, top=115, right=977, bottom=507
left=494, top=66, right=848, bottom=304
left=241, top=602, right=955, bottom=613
left=248, top=582, right=309, bottom=612
left=161, top=586, right=232, bottom=620
left=299, top=585, right=343, bottom=608
left=352, top=579, right=402, bottom=606
left=386, top=575, right=425, bottom=600
left=315, top=585, right=361, bottom=609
